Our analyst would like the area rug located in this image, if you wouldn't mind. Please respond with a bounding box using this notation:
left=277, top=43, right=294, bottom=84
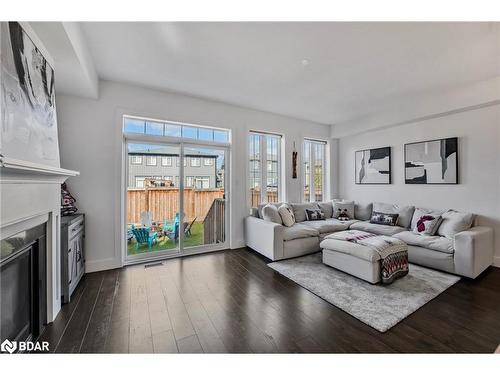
left=268, top=253, right=460, bottom=332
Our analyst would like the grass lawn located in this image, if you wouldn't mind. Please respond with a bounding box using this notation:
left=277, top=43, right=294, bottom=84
left=127, top=222, right=204, bottom=255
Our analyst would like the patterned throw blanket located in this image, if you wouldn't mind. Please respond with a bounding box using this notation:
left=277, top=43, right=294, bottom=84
left=329, top=230, right=409, bottom=284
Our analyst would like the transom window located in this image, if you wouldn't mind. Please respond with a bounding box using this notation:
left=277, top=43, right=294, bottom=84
left=248, top=131, right=282, bottom=208
left=303, top=139, right=327, bottom=202
left=123, top=116, right=230, bottom=143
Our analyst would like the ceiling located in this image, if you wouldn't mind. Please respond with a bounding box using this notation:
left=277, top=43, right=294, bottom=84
left=42, top=22, right=500, bottom=125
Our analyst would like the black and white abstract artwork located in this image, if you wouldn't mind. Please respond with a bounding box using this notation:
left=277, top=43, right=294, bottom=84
left=1, top=22, right=60, bottom=166
left=405, top=137, right=458, bottom=184
left=355, top=147, right=391, bottom=184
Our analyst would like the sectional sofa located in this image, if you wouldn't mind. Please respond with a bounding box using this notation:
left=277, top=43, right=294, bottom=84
left=244, top=201, right=494, bottom=278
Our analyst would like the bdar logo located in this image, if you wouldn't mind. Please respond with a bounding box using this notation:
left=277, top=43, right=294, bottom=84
left=1, top=339, right=17, bottom=354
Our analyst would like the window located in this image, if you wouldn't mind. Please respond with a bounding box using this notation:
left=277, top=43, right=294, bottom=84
left=176, top=157, right=187, bottom=167
left=161, top=156, right=172, bottom=166
left=204, top=158, right=214, bottom=166
left=146, top=156, right=157, bottom=166
left=248, top=131, right=282, bottom=208
left=190, top=158, right=201, bottom=167
left=185, top=176, right=195, bottom=187
left=195, top=177, right=210, bottom=189
left=131, top=155, right=142, bottom=165
left=123, top=117, right=230, bottom=143
left=303, top=139, right=327, bottom=202
left=135, top=177, right=146, bottom=188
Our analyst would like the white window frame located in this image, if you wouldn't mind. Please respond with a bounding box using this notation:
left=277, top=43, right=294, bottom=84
left=161, top=156, right=172, bottom=166
left=204, top=158, right=214, bottom=166
left=248, top=131, right=282, bottom=207
left=190, top=157, right=201, bottom=167
left=131, top=155, right=142, bottom=165
left=146, top=155, right=157, bottom=166
left=195, top=176, right=210, bottom=189
left=303, top=138, right=327, bottom=202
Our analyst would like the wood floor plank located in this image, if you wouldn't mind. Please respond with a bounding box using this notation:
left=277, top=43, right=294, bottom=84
left=176, top=334, right=203, bottom=353
left=54, top=272, right=104, bottom=353
left=152, top=329, right=178, bottom=353
left=80, top=269, right=119, bottom=353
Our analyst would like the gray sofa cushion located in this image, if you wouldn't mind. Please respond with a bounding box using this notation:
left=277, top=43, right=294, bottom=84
left=373, top=202, right=415, bottom=228
left=321, top=238, right=381, bottom=262
left=355, top=202, right=373, bottom=221
left=290, top=203, right=320, bottom=222
left=257, top=202, right=282, bottom=218
left=350, top=220, right=406, bottom=236
left=437, top=209, right=475, bottom=239
left=316, top=201, right=333, bottom=219
left=393, top=231, right=454, bottom=254
left=282, top=223, right=319, bottom=241
left=302, top=218, right=355, bottom=234
left=262, top=204, right=282, bottom=224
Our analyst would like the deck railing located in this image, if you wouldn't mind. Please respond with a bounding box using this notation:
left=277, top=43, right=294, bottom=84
left=203, top=198, right=225, bottom=244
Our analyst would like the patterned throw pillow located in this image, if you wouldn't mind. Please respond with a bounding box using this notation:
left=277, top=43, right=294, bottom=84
left=305, top=208, right=325, bottom=221
left=278, top=204, right=296, bottom=227
left=370, top=211, right=399, bottom=226
left=413, top=214, right=442, bottom=236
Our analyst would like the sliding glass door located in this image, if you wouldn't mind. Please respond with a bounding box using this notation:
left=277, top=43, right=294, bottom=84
left=125, top=139, right=229, bottom=263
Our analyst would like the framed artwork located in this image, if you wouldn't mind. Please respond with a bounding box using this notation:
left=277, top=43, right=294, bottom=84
left=355, top=146, right=391, bottom=184
left=404, top=137, right=458, bottom=184
left=1, top=22, right=60, bottom=166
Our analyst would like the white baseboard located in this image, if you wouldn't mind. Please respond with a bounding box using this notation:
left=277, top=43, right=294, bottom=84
left=85, top=257, right=121, bottom=273
left=493, top=256, right=500, bottom=268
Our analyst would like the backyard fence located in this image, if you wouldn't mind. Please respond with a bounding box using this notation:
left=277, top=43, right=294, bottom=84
left=250, top=189, right=279, bottom=208
left=127, top=187, right=224, bottom=224
left=203, top=198, right=226, bottom=244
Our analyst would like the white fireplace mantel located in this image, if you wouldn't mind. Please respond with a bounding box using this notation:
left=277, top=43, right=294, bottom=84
left=1, top=156, right=80, bottom=322
left=0, top=156, right=80, bottom=183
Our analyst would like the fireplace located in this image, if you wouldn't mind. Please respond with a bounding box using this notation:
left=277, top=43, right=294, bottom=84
left=0, top=223, right=47, bottom=347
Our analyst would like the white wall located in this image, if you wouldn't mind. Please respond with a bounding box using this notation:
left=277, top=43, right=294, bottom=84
left=57, top=80, right=333, bottom=272
left=337, top=103, right=500, bottom=266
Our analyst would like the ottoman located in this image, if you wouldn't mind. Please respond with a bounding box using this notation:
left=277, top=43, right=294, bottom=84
left=320, top=231, right=408, bottom=284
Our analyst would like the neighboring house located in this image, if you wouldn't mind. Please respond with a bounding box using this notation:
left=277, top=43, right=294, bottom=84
left=128, top=147, right=218, bottom=189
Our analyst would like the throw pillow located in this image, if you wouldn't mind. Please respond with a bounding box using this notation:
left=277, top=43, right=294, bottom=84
left=278, top=204, right=296, bottom=227
left=410, top=207, right=445, bottom=231
left=316, top=202, right=333, bottom=219
left=437, top=209, right=475, bottom=239
left=370, top=211, right=399, bottom=226
left=305, top=208, right=325, bottom=221
left=372, top=202, right=415, bottom=228
left=262, top=204, right=282, bottom=224
left=332, top=201, right=355, bottom=220
left=412, top=214, right=442, bottom=235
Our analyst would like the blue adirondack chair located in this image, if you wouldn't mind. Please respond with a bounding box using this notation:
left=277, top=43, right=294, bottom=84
left=132, top=227, right=157, bottom=250
left=163, top=213, right=180, bottom=234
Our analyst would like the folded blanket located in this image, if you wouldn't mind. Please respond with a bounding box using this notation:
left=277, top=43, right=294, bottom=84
left=329, top=230, right=409, bottom=284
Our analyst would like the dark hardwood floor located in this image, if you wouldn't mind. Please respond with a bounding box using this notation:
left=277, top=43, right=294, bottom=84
left=39, top=248, right=500, bottom=353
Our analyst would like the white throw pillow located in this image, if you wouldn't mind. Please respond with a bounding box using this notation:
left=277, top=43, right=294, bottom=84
left=278, top=204, right=296, bottom=227
left=437, top=209, right=475, bottom=239
left=332, top=201, right=355, bottom=220
left=262, top=204, right=282, bottom=224
left=412, top=214, right=442, bottom=236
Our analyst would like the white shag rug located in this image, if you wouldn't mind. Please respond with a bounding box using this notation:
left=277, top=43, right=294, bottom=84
left=268, top=253, right=460, bottom=332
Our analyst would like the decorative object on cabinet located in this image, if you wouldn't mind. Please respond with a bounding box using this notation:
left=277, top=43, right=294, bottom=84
left=60, top=214, right=85, bottom=303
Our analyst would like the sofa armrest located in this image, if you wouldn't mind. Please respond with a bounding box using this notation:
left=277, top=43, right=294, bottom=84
left=454, top=226, right=494, bottom=278
left=244, top=216, right=284, bottom=260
